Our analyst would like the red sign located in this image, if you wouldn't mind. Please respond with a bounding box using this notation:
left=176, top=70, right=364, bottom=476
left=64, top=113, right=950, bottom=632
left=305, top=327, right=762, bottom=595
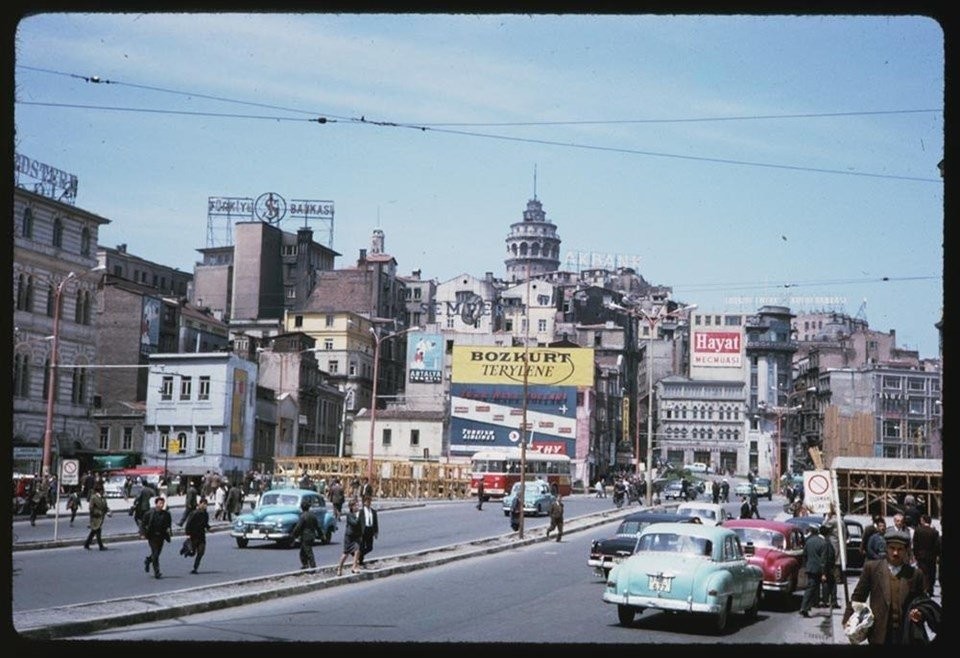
left=692, top=331, right=743, bottom=367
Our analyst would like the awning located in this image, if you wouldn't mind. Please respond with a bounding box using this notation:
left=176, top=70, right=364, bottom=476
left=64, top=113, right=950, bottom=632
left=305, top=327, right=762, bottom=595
left=92, top=454, right=137, bottom=471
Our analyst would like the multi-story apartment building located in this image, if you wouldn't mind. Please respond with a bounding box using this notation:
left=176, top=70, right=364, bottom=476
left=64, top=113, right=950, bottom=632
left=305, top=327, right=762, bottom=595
left=400, top=269, right=437, bottom=329
left=13, top=185, right=109, bottom=475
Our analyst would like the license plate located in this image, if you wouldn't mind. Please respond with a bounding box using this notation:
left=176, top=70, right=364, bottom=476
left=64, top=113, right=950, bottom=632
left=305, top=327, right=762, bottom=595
left=648, top=575, right=672, bottom=592
left=248, top=529, right=264, bottom=536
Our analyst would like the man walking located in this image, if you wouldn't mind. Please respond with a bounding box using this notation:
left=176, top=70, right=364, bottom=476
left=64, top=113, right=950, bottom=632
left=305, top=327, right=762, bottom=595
left=799, top=525, right=832, bottom=617
left=545, top=495, right=565, bottom=542
left=292, top=500, right=320, bottom=569
left=83, top=483, right=111, bottom=550
left=66, top=489, right=81, bottom=524
left=130, top=480, right=156, bottom=531
left=183, top=497, right=211, bottom=574
left=225, top=482, right=243, bottom=522
left=357, top=494, right=379, bottom=567
left=912, top=514, right=941, bottom=595
left=140, top=496, right=173, bottom=579
left=178, top=479, right=198, bottom=527
left=476, top=479, right=485, bottom=511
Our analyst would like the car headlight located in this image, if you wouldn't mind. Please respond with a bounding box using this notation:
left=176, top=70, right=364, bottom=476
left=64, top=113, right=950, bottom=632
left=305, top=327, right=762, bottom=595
left=233, top=519, right=243, bottom=528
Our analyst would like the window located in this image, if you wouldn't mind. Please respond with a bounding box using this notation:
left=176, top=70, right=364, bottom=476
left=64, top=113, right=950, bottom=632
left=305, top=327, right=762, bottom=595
left=413, top=288, right=422, bottom=300
left=99, top=426, right=110, bottom=450
left=410, top=429, right=420, bottom=446
left=80, top=227, right=91, bottom=256
left=180, top=376, right=192, bottom=400
left=198, top=376, right=211, bottom=400
left=52, top=217, right=64, bottom=247
left=328, top=360, right=339, bottom=374
left=75, top=289, right=91, bottom=324
left=325, top=314, right=335, bottom=327
left=294, top=315, right=303, bottom=327
left=71, top=367, right=87, bottom=404
left=349, top=361, right=357, bottom=376
left=538, top=319, right=547, bottom=332
left=16, top=273, right=33, bottom=312
left=908, top=398, right=925, bottom=415
left=178, top=432, right=188, bottom=454
left=196, top=430, right=206, bottom=454
left=161, top=376, right=174, bottom=400
left=14, top=353, right=30, bottom=398
left=21, top=207, right=33, bottom=238
left=908, top=378, right=926, bottom=391
left=324, top=339, right=333, bottom=350
left=46, top=282, right=55, bottom=317
left=382, top=428, right=392, bottom=446
left=122, top=427, right=133, bottom=450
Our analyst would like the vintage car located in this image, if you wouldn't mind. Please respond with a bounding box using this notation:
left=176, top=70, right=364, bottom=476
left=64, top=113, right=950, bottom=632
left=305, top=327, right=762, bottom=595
left=662, top=479, right=688, bottom=501
left=687, top=462, right=711, bottom=474
left=588, top=511, right=701, bottom=578
left=501, top=480, right=556, bottom=517
left=230, top=488, right=337, bottom=548
left=722, top=518, right=809, bottom=600
left=676, top=501, right=731, bottom=526
left=754, top=478, right=773, bottom=500
left=602, top=522, right=764, bottom=633
left=784, top=514, right=865, bottom=572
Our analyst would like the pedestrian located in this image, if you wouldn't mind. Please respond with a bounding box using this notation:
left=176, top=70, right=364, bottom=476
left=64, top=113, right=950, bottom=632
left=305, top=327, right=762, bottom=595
left=903, top=495, right=922, bottom=530
left=176, top=470, right=186, bottom=496
left=140, top=496, right=173, bottom=579
left=510, top=492, right=522, bottom=531
left=861, top=514, right=884, bottom=561
left=739, top=496, right=752, bottom=519
left=225, top=482, right=243, bottom=521
left=820, top=510, right=842, bottom=608
left=865, top=518, right=888, bottom=560
left=213, top=482, right=226, bottom=521
left=546, top=495, right=565, bottom=542
left=361, top=477, right=374, bottom=499
left=129, top=481, right=156, bottom=531
left=476, top=479, right=485, bottom=511
left=357, top=494, right=379, bottom=567
left=177, top=479, right=199, bottom=527
left=843, top=528, right=930, bottom=644
left=799, top=525, right=832, bottom=617
left=711, top=479, right=720, bottom=505
left=66, top=489, right=81, bottom=524
left=183, top=497, right=210, bottom=574
left=336, top=498, right=362, bottom=576
left=122, top=475, right=133, bottom=500
left=83, top=483, right=111, bottom=550
left=29, top=476, right=48, bottom=526
left=912, top=514, right=941, bottom=596
left=749, top=486, right=760, bottom=518
left=292, top=500, right=320, bottom=569
left=720, top=479, right=730, bottom=504
left=329, top=478, right=345, bottom=520
left=81, top=471, right=95, bottom=501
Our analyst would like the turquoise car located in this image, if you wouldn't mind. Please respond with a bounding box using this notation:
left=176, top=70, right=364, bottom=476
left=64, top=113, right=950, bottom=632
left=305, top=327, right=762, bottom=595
left=501, top=480, right=556, bottom=517
left=230, top=488, right=337, bottom=548
left=602, top=522, right=763, bottom=633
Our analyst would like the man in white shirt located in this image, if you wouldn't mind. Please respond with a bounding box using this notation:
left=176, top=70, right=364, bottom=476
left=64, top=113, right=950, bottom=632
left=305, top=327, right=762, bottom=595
left=358, top=494, right=379, bottom=567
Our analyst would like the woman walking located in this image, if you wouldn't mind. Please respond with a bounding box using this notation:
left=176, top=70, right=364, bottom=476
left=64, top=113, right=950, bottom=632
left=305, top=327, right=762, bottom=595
left=336, top=499, right=362, bottom=576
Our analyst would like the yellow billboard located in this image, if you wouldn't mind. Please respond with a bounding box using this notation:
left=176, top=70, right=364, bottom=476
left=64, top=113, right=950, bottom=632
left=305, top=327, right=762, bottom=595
left=452, top=346, right=594, bottom=387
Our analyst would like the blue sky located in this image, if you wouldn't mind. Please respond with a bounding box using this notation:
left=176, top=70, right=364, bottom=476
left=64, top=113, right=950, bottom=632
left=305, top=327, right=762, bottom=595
left=13, top=13, right=944, bottom=357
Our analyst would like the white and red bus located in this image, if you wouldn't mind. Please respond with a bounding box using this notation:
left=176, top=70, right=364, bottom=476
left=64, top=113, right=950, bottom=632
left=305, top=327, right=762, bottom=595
left=469, top=448, right=573, bottom=500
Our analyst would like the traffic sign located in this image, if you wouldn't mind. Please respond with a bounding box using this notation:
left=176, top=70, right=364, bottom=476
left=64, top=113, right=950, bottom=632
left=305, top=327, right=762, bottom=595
left=60, top=459, right=80, bottom=485
left=803, top=469, right=833, bottom=514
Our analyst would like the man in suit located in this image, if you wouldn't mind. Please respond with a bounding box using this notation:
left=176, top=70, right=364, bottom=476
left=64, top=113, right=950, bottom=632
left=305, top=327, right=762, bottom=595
left=844, top=528, right=929, bottom=644
left=799, top=525, right=833, bottom=617
left=912, top=514, right=941, bottom=595
left=357, top=494, right=378, bottom=568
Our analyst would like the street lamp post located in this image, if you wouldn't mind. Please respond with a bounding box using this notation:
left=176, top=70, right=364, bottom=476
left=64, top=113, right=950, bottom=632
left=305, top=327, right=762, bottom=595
left=368, top=325, right=422, bottom=481
left=41, top=266, right=104, bottom=478
left=638, top=304, right=697, bottom=507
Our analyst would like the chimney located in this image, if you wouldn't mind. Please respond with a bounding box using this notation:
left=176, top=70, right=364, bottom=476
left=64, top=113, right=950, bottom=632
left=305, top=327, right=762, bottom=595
left=117, top=243, right=127, bottom=253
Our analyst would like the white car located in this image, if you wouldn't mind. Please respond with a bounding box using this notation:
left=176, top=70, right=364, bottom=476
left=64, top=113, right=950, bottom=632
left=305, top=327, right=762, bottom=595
left=687, top=462, right=711, bottom=474
left=676, top=501, right=730, bottom=526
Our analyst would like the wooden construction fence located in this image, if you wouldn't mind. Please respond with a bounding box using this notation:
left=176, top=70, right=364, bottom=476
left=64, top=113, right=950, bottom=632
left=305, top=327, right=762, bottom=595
left=272, top=457, right=473, bottom=500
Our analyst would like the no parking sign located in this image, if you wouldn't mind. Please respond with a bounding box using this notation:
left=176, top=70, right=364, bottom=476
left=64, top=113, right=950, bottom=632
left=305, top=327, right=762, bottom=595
left=60, top=459, right=80, bottom=486
left=803, top=470, right=833, bottom=514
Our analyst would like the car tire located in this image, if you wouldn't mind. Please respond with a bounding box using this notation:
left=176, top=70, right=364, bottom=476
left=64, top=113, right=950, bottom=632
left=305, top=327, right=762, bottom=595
left=745, top=585, right=761, bottom=621
left=617, top=604, right=637, bottom=626
left=713, top=597, right=731, bottom=633
left=235, top=537, right=248, bottom=548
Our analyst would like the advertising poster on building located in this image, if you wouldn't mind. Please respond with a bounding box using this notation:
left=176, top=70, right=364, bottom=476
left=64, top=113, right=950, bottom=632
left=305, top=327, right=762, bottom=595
left=690, top=329, right=743, bottom=369
left=140, top=296, right=161, bottom=355
left=448, top=345, right=593, bottom=457
left=229, top=368, right=247, bottom=457
left=407, top=332, right=444, bottom=384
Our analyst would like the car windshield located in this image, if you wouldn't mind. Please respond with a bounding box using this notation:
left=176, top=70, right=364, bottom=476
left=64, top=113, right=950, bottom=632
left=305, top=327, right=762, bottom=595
left=637, top=532, right=712, bottom=557
left=260, top=493, right=301, bottom=507
left=730, top=527, right=786, bottom=549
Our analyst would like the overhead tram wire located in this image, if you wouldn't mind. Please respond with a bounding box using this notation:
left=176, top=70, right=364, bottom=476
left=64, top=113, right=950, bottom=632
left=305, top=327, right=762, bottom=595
left=671, top=274, right=940, bottom=294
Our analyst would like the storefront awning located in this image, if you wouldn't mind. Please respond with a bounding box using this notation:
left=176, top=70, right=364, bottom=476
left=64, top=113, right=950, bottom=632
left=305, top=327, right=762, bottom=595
left=91, top=454, right=137, bottom=471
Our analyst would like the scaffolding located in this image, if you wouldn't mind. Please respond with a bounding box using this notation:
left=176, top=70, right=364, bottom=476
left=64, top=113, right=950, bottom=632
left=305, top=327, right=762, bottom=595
left=272, top=457, right=472, bottom=500
left=831, top=456, right=942, bottom=518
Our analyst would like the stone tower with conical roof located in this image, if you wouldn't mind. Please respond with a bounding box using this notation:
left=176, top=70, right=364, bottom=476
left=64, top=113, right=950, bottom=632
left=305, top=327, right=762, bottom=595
left=504, top=194, right=561, bottom=283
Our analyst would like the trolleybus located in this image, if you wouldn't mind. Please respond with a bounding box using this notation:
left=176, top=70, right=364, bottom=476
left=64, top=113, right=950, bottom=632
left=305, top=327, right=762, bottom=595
left=469, top=448, right=572, bottom=500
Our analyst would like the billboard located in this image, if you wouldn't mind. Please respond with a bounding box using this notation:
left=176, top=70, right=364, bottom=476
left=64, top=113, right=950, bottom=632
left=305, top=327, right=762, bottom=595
left=451, top=345, right=593, bottom=387
left=230, top=368, right=247, bottom=457
left=691, top=330, right=743, bottom=368
left=140, top=296, right=161, bottom=355
left=407, top=332, right=444, bottom=384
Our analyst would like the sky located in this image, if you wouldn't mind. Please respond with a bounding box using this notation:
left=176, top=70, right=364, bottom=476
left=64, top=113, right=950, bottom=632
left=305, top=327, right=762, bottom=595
left=11, top=12, right=945, bottom=358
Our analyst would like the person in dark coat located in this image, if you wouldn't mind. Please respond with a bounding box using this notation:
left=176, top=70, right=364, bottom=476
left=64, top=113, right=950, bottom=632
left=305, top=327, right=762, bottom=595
left=739, top=496, right=752, bottom=519
left=225, top=483, right=243, bottom=522
left=748, top=487, right=760, bottom=518
left=183, top=497, right=211, bottom=574
left=357, top=494, right=379, bottom=567
left=291, top=500, right=320, bottom=569
left=711, top=479, right=720, bottom=504
left=140, top=496, right=173, bottom=579
left=799, top=525, right=833, bottom=617
left=66, top=490, right=81, bottom=524
left=912, top=514, right=941, bottom=595
left=83, top=483, right=111, bottom=550
left=844, top=528, right=930, bottom=644
left=476, top=479, right=485, bottom=510
left=129, top=481, right=156, bottom=531
left=336, top=498, right=362, bottom=576
left=177, top=480, right=199, bottom=527
left=329, top=478, right=345, bottom=520
left=545, top=495, right=565, bottom=542
left=510, top=493, right=522, bottom=531
left=865, top=518, right=888, bottom=560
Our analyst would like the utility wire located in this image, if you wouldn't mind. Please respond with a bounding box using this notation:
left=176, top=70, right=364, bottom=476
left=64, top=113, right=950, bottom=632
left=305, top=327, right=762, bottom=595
left=670, top=275, right=939, bottom=294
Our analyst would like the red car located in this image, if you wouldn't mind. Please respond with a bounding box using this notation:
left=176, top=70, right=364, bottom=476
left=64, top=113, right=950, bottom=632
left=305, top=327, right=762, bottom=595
left=722, top=518, right=809, bottom=602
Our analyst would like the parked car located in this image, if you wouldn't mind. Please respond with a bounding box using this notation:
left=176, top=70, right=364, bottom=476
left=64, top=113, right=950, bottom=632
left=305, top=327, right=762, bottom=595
left=734, top=481, right=754, bottom=497
left=587, top=511, right=701, bottom=578
left=722, top=518, right=809, bottom=601
left=687, top=462, right=711, bottom=474
left=784, top=515, right=865, bottom=572
left=662, top=479, right=688, bottom=501
left=230, top=488, right=337, bottom=548
left=501, top=480, right=555, bottom=517
left=676, top=501, right=731, bottom=526
left=602, top=522, right=764, bottom=633
left=754, top=478, right=773, bottom=500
